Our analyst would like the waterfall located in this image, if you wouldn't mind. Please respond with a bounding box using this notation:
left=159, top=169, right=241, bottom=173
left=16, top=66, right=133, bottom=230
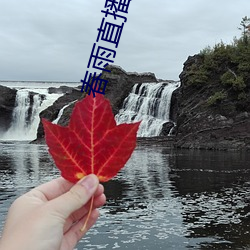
left=53, top=100, right=78, bottom=124
left=115, top=81, right=180, bottom=137
left=1, top=89, right=62, bottom=141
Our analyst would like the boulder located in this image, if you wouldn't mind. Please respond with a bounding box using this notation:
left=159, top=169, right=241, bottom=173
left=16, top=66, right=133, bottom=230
left=48, top=85, right=75, bottom=94
left=36, top=88, right=84, bottom=139
left=160, top=122, right=175, bottom=136
left=0, top=85, right=17, bottom=132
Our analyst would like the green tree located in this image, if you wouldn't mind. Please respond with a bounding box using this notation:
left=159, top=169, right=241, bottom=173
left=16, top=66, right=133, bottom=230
left=206, top=91, right=228, bottom=106
left=238, top=16, right=250, bottom=44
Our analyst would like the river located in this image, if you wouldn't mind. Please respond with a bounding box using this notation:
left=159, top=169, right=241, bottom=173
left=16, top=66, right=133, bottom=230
left=0, top=142, right=250, bottom=249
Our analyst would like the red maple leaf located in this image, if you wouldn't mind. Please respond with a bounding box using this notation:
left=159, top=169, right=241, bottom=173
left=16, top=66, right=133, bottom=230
left=42, top=94, right=140, bottom=183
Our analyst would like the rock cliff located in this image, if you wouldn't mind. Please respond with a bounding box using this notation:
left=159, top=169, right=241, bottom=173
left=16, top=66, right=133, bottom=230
left=3, top=54, right=249, bottom=151
left=174, top=54, right=250, bottom=150
left=36, top=88, right=84, bottom=139
left=0, top=85, right=17, bottom=133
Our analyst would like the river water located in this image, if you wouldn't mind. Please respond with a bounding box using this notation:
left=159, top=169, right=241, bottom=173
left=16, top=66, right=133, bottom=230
left=0, top=142, right=250, bottom=249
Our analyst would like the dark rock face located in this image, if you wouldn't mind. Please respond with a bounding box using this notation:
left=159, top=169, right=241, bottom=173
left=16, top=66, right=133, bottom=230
left=48, top=86, right=76, bottom=94
left=160, top=122, right=175, bottom=136
left=36, top=88, right=84, bottom=139
left=175, top=55, right=250, bottom=151
left=169, top=87, right=181, bottom=122
left=27, top=92, right=46, bottom=124
left=0, top=85, right=17, bottom=132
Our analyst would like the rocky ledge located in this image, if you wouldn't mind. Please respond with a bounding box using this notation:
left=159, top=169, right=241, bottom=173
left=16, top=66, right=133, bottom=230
left=173, top=55, right=250, bottom=151
left=0, top=85, right=17, bottom=132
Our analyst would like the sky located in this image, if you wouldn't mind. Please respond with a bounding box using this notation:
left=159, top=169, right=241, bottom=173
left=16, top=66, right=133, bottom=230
left=0, top=0, right=249, bottom=82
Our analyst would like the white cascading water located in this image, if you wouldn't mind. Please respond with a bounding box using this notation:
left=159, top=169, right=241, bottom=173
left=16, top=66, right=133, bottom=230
left=53, top=100, right=78, bottom=124
left=1, top=89, right=62, bottom=141
left=115, top=81, right=180, bottom=137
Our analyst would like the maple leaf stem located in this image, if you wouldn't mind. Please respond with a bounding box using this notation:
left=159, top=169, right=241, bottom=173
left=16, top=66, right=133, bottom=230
left=80, top=196, right=94, bottom=232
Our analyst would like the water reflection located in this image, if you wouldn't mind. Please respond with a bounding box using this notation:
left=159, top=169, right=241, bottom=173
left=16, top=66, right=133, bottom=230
left=83, top=146, right=188, bottom=249
left=0, top=143, right=57, bottom=190
left=170, top=150, right=250, bottom=249
left=1, top=143, right=250, bottom=249
left=0, top=142, right=58, bottom=231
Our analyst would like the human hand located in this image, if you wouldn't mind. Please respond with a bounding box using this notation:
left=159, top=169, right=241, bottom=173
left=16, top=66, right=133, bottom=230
left=0, top=174, right=106, bottom=250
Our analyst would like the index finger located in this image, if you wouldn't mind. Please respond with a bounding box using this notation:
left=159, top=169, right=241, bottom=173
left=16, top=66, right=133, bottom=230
left=34, top=177, right=74, bottom=201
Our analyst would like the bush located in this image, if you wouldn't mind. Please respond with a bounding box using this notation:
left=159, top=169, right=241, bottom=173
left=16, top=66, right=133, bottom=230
left=221, top=71, right=246, bottom=91
left=203, top=54, right=219, bottom=71
left=238, top=61, right=250, bottom=81
left=200, top=46, right=213, bottom=55
left=233, top=76, right=246, bottom=91
left=186, top=64, right=209, bottom=86
left=212, top=42, right=234, bottom=66
left=207, top=91, right=228, bottom=106
left=221, top=71, right=236, bottom=86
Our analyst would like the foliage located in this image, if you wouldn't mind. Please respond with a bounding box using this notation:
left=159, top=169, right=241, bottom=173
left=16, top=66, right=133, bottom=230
left=233, top=76, right=246, bottom=91
left=221, top=72, right=246, bottom=91
left=200, top=46, right=213, bottom=55
left=184, top=17, right=250, bottom=110
left=220, top=71, right=235, bottom=86
left=238, top=16, right=250, bottom=44
left=186, top=64, right=209, bottom=86
left=206, top=91, right=228, bottom=106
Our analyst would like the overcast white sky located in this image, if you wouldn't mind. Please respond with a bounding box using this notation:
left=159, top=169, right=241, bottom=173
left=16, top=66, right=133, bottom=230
left=0, top=0, right=249, bottom=81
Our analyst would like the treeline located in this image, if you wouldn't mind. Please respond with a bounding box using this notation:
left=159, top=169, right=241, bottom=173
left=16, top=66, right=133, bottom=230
left=184, top=17, right=250, bottom=111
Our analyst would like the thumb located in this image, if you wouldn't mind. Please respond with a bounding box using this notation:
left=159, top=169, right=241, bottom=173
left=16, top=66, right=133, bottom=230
left=47, top=174, right=99, bottom=219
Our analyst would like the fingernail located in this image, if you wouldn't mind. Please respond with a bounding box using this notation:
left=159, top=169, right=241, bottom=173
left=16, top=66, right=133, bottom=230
left=78, top=174, right=98, bottom=191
